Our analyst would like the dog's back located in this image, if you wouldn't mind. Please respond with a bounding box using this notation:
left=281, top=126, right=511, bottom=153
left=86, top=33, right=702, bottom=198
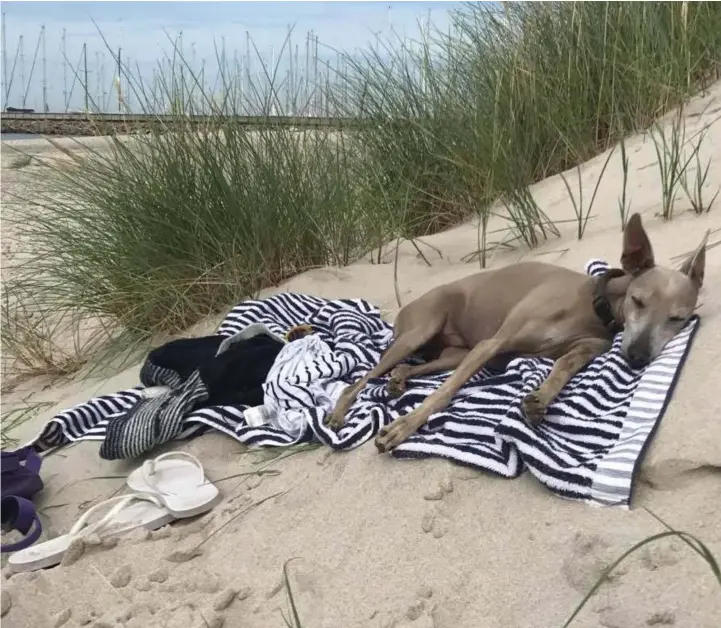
left=428, top=262, right=591, bottom=347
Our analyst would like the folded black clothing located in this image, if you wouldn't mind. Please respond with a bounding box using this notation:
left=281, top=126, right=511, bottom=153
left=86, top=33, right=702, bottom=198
left=100, top=327, right=285, bottom=460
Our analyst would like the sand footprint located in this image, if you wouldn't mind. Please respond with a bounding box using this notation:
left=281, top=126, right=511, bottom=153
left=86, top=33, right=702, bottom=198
left=561, top=532, right=625, bottom=593
left=639, top=539, right=682, bottom=571
left=378, top=586, right=435, bottom=627
left=420, top=469, right=456, bottom=538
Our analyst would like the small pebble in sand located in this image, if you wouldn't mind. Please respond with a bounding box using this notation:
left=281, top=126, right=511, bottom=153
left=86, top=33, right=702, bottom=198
left=61, top=538, right=86, bottom=566
left=102, top=537, right=119, bottom=550
left=151, top=526, right=173, bottom=541
left=265, top=577, right=284, bottom=599
left=432, top=526, right=446, bottom=539
left=221, top=505, right=239, bottom=517
left=166, top=546, right=203, bottom=563
left=245, top=475, right=262, bottom=490
left=406, top=600, right=425, bottom=621
left=213, top=588, right=238, bottom=611
left=76, top=610, right=94, bottom=626
left=134, top=580, right=151, bottom=592
left=439, top=478, right=454, bottom=494
left=421, top=513, right=435, bottom=533
left=110, top=564, right=133, bottom=588
left=52, top=608, right=72, bottom=627
left=236, top=586, right=252, bottom=601
left=423, top=489, right=444, bottom=501
left=417, top=585, right=433, bottom=599
left=647, top=610, right=676, bottom=625
left=1, top=589, right=11, bottom=617
left=148, top=567, right=169, bottom=583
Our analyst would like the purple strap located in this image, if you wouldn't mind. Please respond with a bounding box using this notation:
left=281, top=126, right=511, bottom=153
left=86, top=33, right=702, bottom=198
left=1, top=495, right=43, bottom=553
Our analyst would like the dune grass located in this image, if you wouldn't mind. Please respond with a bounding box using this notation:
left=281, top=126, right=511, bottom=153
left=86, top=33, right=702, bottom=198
left=3, top=1, right=721, bottom=369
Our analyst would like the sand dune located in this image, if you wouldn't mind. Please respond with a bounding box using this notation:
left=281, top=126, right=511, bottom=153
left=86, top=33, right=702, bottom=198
left=1, top=83, right=720, bottom=628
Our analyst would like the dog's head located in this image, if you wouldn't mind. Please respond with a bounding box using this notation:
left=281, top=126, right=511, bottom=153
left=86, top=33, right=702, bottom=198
left=619, top=213, right=707, bottom=369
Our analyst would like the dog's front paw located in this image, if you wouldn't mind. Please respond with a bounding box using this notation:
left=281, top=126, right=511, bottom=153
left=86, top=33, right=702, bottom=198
left=387, top=366, right=411, bottom=398
left=375, top=416, right=413, bottom=453
left=325, top=409, right=346, bottom=431
left=522, top=392, right=547, bottom=425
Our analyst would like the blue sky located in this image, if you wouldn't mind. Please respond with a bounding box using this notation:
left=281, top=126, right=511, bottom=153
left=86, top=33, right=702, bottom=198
left=2, top=1, right=464, bottom=112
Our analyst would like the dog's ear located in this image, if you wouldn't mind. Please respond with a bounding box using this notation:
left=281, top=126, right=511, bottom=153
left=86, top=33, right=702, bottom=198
left=621, top=213, right=655, bottom=276
left=679, top=229, right=709, bottom=290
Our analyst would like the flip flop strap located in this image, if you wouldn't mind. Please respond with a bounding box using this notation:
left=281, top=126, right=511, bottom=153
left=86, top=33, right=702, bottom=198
left=68, top=492, right=164, bottom=537
left=141, top=451, right=206, bottom=495
left=1, top=496, right=43, bottom=553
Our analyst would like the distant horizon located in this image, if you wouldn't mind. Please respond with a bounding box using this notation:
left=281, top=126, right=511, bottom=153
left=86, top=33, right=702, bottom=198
left=1, top=1, right=463, bottom=113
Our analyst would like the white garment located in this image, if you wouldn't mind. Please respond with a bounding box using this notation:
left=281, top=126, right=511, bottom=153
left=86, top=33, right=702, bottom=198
left=243, top=335, right=348, bottom=439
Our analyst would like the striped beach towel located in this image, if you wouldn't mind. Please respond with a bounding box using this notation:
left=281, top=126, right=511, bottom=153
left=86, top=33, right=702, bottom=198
left=28, top=260, right=699, bottom=508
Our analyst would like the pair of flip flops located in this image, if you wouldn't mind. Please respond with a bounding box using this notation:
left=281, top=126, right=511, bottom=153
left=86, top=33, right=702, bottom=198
left=2, top=447, right=45, bottom=554
left=6, top=451, right=220, bottom=573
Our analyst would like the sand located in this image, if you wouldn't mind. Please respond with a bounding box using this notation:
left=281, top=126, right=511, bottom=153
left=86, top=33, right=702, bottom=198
left=1, top=83, right=720, bottom=628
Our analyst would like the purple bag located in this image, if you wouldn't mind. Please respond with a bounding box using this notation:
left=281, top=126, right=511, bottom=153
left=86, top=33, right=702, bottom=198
left=1, top=447, right=44, bottom=553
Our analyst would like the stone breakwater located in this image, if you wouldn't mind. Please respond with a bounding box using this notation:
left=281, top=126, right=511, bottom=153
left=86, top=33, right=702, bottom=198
left=1, top=114, right=357, bottom=137
left=2, top=117, right=169, bottom=137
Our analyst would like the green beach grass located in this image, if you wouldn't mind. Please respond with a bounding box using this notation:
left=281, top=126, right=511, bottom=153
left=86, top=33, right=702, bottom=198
left=3, top=1, right=721, bottom=372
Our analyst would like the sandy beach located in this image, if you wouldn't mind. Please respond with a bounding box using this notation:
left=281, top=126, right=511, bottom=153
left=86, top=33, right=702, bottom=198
left=1, top=82, right=720, bottom=628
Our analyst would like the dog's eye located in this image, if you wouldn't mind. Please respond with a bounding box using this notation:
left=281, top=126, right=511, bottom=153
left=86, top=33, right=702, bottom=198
left=668, top=315, right=685, bottom=324
left=632, top=297, right=645, bottom=309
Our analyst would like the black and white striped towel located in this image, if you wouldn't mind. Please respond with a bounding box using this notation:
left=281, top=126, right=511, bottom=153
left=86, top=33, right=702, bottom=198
left=28, top=259, right=699, bottom=508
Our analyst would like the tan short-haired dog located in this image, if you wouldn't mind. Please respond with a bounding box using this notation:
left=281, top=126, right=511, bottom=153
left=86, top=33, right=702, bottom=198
left=327, top=214, right=707, bottom=453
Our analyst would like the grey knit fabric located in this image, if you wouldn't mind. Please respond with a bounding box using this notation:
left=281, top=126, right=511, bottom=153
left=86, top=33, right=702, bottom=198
left=99, top=370, right=209, bottom=460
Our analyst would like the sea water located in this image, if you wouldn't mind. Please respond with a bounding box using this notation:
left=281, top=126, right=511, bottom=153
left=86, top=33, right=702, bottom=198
left=1, top=133, right=40, bottom=141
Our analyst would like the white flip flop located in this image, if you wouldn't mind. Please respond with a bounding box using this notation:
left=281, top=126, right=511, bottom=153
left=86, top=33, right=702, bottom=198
left=126, top=451, right=220, bottom=518
left=7, top=493, right=173, bottom=573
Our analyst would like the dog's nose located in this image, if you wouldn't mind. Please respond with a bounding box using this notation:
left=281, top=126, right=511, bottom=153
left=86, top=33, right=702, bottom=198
left=627, top=348, right=650, bottom=370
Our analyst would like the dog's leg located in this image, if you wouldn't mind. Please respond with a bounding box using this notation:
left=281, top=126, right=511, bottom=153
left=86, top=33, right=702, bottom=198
left=388, top=347, right=469, bottom=398
left=375, top=337, right=505, bottom=452
left=325, top=313, right=446, bottom=430
left=522, top=338, right=609, bottom=424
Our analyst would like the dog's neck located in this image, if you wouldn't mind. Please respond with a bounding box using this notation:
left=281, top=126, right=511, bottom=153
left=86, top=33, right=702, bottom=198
left=602, top=272, right=634, bottom=327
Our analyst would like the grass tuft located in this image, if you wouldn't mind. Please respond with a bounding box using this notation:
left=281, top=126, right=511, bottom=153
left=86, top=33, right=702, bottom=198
left=680, top=125, right=720, bottom=214
left=1, top=283, right=98, bottom=392
left=559, top=147, right=615, bottom=240
left=4, top=2, right=721, bottom=371
left=650, top=108, right=697, bottom=220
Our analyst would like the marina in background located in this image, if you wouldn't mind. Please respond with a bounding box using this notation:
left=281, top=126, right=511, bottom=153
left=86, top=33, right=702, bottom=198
left=1, top=7, right=443, bottom=133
